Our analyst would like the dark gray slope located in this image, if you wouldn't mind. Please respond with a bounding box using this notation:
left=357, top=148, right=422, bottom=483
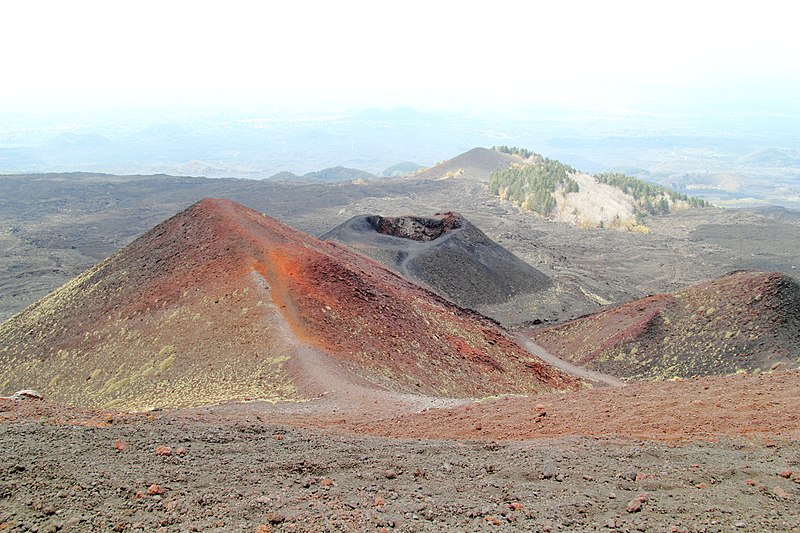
left=322, top=212, right=552, bottom=309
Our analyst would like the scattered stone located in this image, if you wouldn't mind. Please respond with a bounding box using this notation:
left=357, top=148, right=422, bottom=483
left=374, top=497, right=386, bottom=507
left=297, top=477, right=316, bottom=488
left=608, top=492, right=617, bottom=499
left=626, top=493, right=648, bottom=513
left=175, top=447, right=187, bottom=456
left=778, top=470, right=793, bottom=479
left=163, top=499, right=179, bottom=511
left=772, top=486, right=790, bottom=499
left=254, top=525, right=271, bottom=533
left=64, top=517, right=85, bottom=528
left=266, top=512, right=285, bottom=524
left=272, top=434, right=285, bottom=441
left=507, top=502, right=523, bottom=511
left=542, top=462, right=559, bottom=480
left=484, top=515, right=501, bottom=526
left=114, top=439, right=127, bottom=452
left=746, top=479, right=757, bottom=486
left=734, top=522, right=747, bottom=529
left=155, top=445, right=173, bottom=456
left=695, top=483, right=708, bottom=489
left=147, top=484, right=166, bottom=496
left=606, top=517, right=618, bottom=528
left=319, top=478, right=334, bottom=487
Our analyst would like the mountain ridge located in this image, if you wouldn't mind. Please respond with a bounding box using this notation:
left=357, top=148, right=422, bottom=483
left=0, top=198, right=577, bottom=410
left=528, top=270, right=800, bottom=380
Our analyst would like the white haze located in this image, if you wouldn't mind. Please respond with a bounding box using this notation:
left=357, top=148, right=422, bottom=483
left=2, top=0, right=798, bottom=114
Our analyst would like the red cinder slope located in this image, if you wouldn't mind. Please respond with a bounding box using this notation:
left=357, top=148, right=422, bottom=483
left=0, top=199, right=577, bottom=410
left=529, top=271, right=800, bottom=380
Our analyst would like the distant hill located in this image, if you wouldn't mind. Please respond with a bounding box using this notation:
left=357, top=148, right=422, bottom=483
left=268, top=166, right=376, bottom=182
left=528, top=271, right=800, bottom=380
left=487, top=147, right=708, bottom=231
left=0, top=199, right=576, bottom=410
left=381, top=162, right=425, bottom=177
left=413, top=147, right=518, bottom=181
left=322, top=212, right=552, bottom=315
left=735, top=147, right=800, bottom=167
left=740, top=205, right=800, bottom=223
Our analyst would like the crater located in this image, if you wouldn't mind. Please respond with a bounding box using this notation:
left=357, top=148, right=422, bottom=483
left=366, top=212, right=462, bottom=242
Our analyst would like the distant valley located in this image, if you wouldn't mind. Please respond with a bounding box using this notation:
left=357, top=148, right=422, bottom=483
left=2, top=146, right=799, bottom=325
left=1, top=105, right=798, bottom=209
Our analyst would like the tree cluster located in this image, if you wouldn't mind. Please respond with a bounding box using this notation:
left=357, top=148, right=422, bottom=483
left=594, top=172, right=708, bottom=219
left=489, top=159, right=579, bottom=216
left=492, top=146, right=540, bottom=160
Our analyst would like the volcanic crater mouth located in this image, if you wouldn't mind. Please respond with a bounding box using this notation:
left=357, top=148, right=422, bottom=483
left=367, top=213, right=462, bottom=242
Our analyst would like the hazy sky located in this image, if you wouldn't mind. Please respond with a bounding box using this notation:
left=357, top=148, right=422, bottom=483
left=3, top=1, right=799, bottom=113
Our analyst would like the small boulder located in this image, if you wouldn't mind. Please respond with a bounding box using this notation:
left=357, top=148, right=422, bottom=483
left=155, top=445, right=173, bottom=456
left=626, top=493, right=648, bottom=513
left=147, top=484, right=166, bottom=496
left=8, top=390, right=43, bottom=401
left=772, top=486, right=790, bottom=499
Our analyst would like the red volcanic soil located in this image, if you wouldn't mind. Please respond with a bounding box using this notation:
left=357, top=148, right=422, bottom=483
left=0, top=199, right=576, bottom=410
left=4, top=369, right=798, bottom=444
left=243, top=207, right=573, bottom=396
left=528, top=271, right=800, bottom=380
left=3, top=373, right=799, bottom=533
left=356, top=369, right=800, bottom=443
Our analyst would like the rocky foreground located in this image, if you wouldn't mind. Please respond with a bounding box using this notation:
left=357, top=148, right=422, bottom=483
left=1, top=373, right=799, bottom=533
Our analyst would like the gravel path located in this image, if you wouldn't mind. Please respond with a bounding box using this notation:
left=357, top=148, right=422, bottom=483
left=515, top=334, right=627, bottom=387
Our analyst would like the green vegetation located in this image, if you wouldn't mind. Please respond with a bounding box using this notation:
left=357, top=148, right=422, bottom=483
left=488, top=150, right=710, bottom=226
left=594, top=172, right=708, bottom=221
left=489, top=152, right=578, bottom=216
left=381, top=161, right=424, bottom=177
left=492, top=145, right=541, bottom=159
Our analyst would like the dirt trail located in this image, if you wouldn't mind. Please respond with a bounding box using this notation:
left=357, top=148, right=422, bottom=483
left=250, top=269, right=466, bottom=423
left=515, top=333, right=626, bottom=387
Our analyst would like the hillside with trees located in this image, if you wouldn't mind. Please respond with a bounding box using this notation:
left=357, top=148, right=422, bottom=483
left=488, top=155, right=579, bottom=216
left=488, top=147, right=709, bottom=229
left=595, top=172, right=708, bottom=222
